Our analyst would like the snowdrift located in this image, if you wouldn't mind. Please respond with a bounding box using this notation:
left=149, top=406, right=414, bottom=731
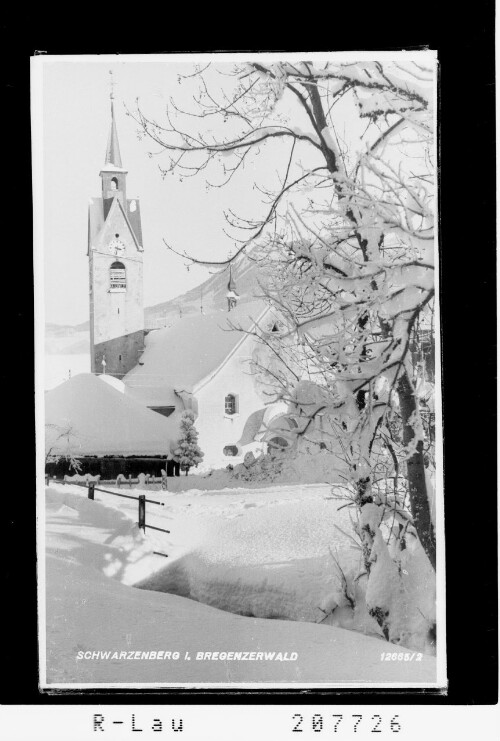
left=133, top=485, right=435, bottom=652
left=156, top=451, right=349, bottom=493
left=44, top=486, right=437, bottom=685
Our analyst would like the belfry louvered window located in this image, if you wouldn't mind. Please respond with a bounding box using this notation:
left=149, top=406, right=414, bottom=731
left=110, top=261, right=126, bottom=290
left=225, top=394, right=237, bottom=415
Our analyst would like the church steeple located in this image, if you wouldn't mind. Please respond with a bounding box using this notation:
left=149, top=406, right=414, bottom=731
left=88, top=72, right=144, bottom=381
left=100, top=71, right=127, bottom=207
left=105, top=98, right=123, bottom=168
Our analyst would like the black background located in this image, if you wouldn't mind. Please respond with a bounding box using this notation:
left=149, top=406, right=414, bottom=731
left=1, top=3, right=497, bottom=706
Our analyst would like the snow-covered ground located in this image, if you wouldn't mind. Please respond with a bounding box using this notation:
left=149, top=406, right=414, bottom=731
left=43, top=483, right=437, bottom=686
left=149, top=450, right=349, bottom=489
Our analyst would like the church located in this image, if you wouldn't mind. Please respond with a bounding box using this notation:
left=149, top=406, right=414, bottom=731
left=85, top=89, right=297, bottom=473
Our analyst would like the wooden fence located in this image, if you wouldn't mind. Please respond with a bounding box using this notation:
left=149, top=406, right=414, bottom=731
left=46, top=478, right=171, bottom=537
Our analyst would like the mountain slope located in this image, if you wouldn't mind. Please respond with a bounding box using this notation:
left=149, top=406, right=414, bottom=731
left=144, top=252, right=263, bottom=327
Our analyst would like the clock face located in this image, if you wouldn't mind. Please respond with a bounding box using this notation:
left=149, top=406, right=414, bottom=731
left=108, top=238, right=125, bottom=256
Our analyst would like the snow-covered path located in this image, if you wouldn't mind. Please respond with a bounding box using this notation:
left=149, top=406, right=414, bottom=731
left=43, top=485, right=437, bottom=686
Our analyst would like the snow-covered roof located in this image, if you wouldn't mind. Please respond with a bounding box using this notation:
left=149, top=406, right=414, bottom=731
left=124, top=300, right=268, bottom=407
left=45, top=373, right=178, bottom=457
left=99, top=374, right=125, bottom=393
left=99, top=164, right=128, bottom=173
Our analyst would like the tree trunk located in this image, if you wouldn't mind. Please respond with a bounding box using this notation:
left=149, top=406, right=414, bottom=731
left=397, top=369, right=436, bottom=570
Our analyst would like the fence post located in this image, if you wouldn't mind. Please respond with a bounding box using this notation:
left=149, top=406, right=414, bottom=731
left=88, top=483, right=95, bottom=500
left=138, top=494, right=146, bottom=532
left=129, top=474, right=132, bottom=488
left=45, top=474, right=49, bottom=486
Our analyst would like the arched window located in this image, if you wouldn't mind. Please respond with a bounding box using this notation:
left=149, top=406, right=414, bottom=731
left=110, top=261, right=126, bottom=290
left=110, top=177, right=118, bottom=190
left=225, top=394, right=237, bottom=415
left=223, top=445, right=238, bottom=457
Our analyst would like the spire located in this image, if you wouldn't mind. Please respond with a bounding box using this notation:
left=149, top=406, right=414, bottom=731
left=104, top=71, right=123, bottom=168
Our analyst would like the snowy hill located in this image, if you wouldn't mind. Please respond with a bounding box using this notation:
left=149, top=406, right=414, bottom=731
left=144, top=252, right=264, bottom=328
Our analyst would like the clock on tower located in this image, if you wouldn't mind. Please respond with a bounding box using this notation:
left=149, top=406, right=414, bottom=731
left=108, top=238, right=125, bottom=256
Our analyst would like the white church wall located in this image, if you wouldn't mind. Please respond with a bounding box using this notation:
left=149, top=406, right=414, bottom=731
left=194, top=336, right=269, bottom=472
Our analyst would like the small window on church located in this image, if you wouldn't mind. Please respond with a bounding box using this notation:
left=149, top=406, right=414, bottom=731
left=223, top=445, right=238, bottom=457
left=110, top=261, right=126, bottom=290
left=225, top=394, right=237, bottom=416
left=110, top=177, right=118, bottom=190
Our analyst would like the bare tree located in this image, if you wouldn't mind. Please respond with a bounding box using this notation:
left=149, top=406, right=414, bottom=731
left=133, top=59, right=437, bottom=641
left=45, top=422, right=82, bottom=474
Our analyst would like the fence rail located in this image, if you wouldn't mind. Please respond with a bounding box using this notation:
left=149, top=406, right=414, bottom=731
left=46, top=478, right=170, bottom=536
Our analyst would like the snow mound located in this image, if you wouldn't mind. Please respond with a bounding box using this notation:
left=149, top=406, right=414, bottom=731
left=161, top=451, right=349, bottom=494
left=136, top=492, right=367, bottom=626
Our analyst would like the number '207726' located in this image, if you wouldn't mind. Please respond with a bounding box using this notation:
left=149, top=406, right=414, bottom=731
left=292, top=714, right=401, bottom=733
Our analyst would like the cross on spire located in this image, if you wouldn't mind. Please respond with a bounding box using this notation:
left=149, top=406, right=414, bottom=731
left=109, top=69, right=116, bottom=100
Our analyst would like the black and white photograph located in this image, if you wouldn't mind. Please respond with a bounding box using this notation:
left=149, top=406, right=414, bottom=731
left=34, top=51, right=446, bottom=689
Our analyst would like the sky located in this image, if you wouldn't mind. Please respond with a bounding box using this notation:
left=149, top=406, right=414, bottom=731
left=36, top=58, right=296, bottom=326
left=34, top=52, right=435, bottom=327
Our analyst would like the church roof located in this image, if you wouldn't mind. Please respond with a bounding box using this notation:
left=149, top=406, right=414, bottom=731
left=100, top=163, right=128, bottom=174
left=45, top=373, right=178, bottom=457
left=123, top=300, right=269, bottom=407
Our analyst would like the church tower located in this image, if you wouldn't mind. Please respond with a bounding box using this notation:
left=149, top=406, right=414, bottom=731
left=88, top=76, right=144, bottom=379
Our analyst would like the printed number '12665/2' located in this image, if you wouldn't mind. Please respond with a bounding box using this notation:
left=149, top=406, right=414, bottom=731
left=292, top=714, right=401, bottom=733
left=380, top=652, right=423, bottom=661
